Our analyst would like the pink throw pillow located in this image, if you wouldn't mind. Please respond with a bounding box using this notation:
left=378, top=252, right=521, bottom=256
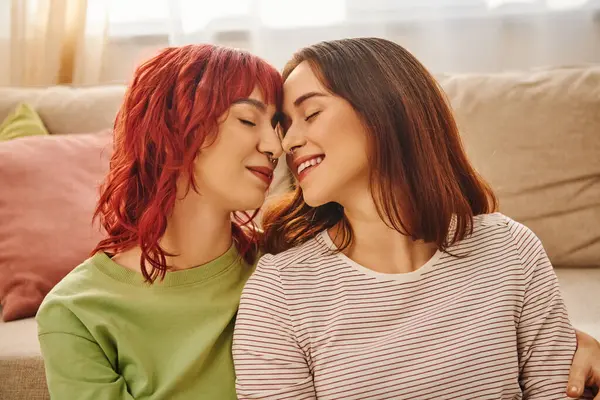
left=0, top=131, right=112, bottom=321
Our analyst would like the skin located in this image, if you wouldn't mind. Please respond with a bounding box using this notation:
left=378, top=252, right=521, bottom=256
left=281, top=61, right=599, bottom=399
left=569, top=330, right=600, bottom=399
left=113, top=86, right=282, bottom=271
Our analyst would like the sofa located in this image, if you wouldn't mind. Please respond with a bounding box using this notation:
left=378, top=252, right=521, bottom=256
left=1, top=66, right=599, bottom=399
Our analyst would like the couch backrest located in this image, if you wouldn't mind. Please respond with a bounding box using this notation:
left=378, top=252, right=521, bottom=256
left=438, top=66, right=600, bottom=267
left=0, top=85, right=126, bottom=135
left=1, top=65, right=598, bottom=267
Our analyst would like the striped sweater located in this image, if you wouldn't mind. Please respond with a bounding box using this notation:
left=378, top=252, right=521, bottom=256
left=233, top=213, right=587, bottom=399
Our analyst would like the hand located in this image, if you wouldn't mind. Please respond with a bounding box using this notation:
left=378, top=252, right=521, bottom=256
left=567, top=329, right=600, bottom=399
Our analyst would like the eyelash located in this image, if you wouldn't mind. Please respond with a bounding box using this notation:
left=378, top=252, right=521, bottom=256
left=305, top=111, right=321, bottom=122
left=239, top=119, right=256, bottom=127
left=279, top=110, right=320, bottom=136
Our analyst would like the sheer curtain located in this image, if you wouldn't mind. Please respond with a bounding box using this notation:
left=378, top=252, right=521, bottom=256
left=1, top=0, right=598, bottom=86
left=0, top=0, right=109, bottom=86
left=106, top=0, right=600, bottom=74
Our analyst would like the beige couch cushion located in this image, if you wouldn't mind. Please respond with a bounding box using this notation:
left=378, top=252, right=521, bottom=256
left=555, top=268, right=600, bottom=340
left=0, top=317, right=48, bottom=399
left=0, top=356, right=48, bottom=400
left=0, top=86, right=126, bottom=135
left=0, top=317, right=41, bottom=357
left=438, top=66, right=600, bottom=268
left=1, top=68, right=597, bottom=269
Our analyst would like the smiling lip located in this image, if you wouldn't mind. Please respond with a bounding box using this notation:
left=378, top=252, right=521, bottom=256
left=246, top=166, right=274, bottom=186
left=292, top=154, right=325, bottom=183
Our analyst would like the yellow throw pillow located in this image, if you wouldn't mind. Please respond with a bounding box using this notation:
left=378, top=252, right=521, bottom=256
left=0, top=104, right=50, bottom=142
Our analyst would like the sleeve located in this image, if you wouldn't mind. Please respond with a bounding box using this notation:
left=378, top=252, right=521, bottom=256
left=508, top=220, right=590, bottom=399
left=36, top=300, right=135, bottom=400
left=232, top=255, right=317, bottom=400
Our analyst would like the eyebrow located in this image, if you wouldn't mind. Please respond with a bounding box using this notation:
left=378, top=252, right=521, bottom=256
left=279, top=91, right=327, bottom=128
left=293, top=91, right=327, bottom=107
left=232, top=98, right=267, bottom=111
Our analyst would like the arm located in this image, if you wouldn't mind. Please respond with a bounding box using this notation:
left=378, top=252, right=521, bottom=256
left=232, top=255, right=316, bottom=400
left=37, top=302, right=134, bottom=400
left=509, top=221, right=592, bottom=399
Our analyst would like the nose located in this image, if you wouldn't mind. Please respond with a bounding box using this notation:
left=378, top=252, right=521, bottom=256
left=258, top=125, right=284, bottom=161
left=281, top=124, right=306, bottom=155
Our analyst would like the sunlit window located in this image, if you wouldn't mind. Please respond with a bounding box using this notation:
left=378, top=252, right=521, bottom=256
left=108, top=0, right=347, bottom=36
left=106, top=0, right=594, bottom=37
left=487, top=0, right=589, bottom=8
left=259, top=0, right=346, bottom=28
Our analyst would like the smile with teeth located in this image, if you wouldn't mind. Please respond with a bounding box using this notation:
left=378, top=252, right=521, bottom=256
left=297, top=156, right=324, bottom=175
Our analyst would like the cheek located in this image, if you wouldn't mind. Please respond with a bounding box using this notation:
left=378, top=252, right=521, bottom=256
left=222, top=126, right=258, bottom=159
left=207, top=129, right=255, bottom=166
left=328, top=144, right=368, bottom=180
left=194, top=143, right=238, bottom=183
left=319, top=116, right=369, bottom=164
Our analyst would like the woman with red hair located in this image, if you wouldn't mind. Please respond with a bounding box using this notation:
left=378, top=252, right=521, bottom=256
left=36, top=44, right=283, bottom=399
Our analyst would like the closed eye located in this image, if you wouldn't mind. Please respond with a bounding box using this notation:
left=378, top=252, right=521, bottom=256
left=305, top=111, right=321, bottom=122
left=239, top=119, right=256, bottom=127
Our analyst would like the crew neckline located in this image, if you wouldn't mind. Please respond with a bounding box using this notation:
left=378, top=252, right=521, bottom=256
left=318, top=230, right=443, bottom=283
left=92, top=244, right=242, bottom=288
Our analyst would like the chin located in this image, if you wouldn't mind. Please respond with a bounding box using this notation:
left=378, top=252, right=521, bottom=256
left=236, top=191, right=267, bottom=211
left=301, top=187, right=332, bottom=208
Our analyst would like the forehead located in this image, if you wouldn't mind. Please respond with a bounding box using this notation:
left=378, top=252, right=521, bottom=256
left=246, top=86, right=266, bottom=103
left=239, top=86, right=276, bottom=113
left=283, top=62, right=325, bottom=109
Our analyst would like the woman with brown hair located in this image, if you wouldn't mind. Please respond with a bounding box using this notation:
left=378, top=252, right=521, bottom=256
left=232, top=37, right=597, bottom=399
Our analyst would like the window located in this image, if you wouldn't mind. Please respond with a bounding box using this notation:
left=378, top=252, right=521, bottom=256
left=108, top=0, right=347, bottom=37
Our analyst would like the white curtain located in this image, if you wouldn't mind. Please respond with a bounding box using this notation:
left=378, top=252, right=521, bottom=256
left=1, top=0, right=598, bottom=86
left=0, top=0, right=109, bottom=87
left=105, top=0, right=600, bottom=74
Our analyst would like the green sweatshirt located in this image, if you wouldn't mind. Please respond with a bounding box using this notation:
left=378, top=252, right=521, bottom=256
left=36, top=245, right=254, bottom=400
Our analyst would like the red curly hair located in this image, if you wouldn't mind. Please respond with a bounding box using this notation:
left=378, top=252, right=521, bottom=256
left=92, top=44, right=282, bottom=283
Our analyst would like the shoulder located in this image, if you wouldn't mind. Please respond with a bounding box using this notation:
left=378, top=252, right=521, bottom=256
left=239, top=235, right=331, bottom=321
left=256, top=233, right=330, bottom=273
left=243, top=233, right=330, bottom=296
left=474, top=212, right=541, bottom=247
left=36, top=256, right=105, bottom=336
left=471, top=211, right=513, bottom=230
left=465, top=213, right=546, bottom=265
left=449, top=213, right=544, bottom=259
left=469, top=212, right=538, bottom=242
left=41, top=256, right=102, bottom=302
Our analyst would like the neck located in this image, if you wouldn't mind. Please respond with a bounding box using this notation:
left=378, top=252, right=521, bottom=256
left=331, top=191, right=437, bottom=274
left=112, top=191, right=233, bottom=273
left=159, top=192, right=233, bottom=271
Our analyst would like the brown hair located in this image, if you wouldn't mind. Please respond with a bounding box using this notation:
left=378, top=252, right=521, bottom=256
left=262, top=37, right=497, bottom=254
